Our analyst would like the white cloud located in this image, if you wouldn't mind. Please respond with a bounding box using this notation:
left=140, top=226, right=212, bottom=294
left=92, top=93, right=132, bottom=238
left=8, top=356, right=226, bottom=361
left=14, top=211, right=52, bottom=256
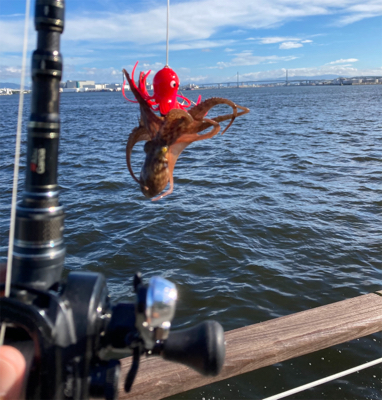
left=259, top=36, right=301, bottom=44
left=1, top=0, right=380, bottom=63
left=328, top=58, right=359, bottom=64
left=335, top=2, right=382, bottom=25
left=0, top=66, right=22, bottom=78
left=0, top=18, right=35, bottom=53
left=249, top=36, right=314, bottom=47
left=279, top=42, right=303, bottom=49
left=240, top=66, right=382, bottom=81
left=231, top=29, right=247, bottom=34
left=183, top=65, right=382, bottom=84
left=121, top=62, right=166, bottom=80
left=1, top=0, right=380, bottom=84
left=65, top=57, right=100, bottom=66
left=0, top=64, right=32, bottom=86
left=175, top=67, right=192, bottom=74
left=215, top=52, right=298, bottom=68
left=61, top=62, right=381, bottom=84
left=166, top=40, right=235, bottom=51
left=184, top=75, right=209, bottom=82
left=246, top=36, right=314, bottom=50
left=68, top=62, right=191, bottom=84
left=60, top=66, right=124, bottom=82
left=2, top=0, right=376, bottom=48
left=291, top=65, right=382, bottom=77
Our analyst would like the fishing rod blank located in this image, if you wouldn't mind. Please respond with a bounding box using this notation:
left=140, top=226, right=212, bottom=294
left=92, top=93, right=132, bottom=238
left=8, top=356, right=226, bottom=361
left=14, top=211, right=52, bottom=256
left=12, top=0, right=66, bottom=290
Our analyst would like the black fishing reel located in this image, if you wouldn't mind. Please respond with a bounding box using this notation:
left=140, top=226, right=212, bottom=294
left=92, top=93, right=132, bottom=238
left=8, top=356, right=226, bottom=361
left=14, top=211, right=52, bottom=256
left=0, top=272, right=225, bottom=400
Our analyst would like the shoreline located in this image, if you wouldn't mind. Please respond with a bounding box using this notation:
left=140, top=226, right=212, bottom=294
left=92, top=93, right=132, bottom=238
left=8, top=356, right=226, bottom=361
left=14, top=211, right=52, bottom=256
left=1, top=82, right=381, bottom=96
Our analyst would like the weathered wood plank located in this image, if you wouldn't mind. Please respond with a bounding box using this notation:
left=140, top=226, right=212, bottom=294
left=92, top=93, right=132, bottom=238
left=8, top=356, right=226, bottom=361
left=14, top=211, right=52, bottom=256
left=118, top=292, right=382, bottom=400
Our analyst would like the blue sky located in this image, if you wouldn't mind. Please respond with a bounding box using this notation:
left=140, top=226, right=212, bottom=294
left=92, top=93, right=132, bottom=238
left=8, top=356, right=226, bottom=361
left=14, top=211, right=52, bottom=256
left=1, top=0, right=381, bottom=85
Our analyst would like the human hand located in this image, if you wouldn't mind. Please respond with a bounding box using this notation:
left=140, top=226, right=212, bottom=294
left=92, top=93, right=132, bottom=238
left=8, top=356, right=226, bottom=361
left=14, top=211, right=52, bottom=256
left=0, top=263, right=26, bottom=399
left=0, top=345, right=26, bottom=400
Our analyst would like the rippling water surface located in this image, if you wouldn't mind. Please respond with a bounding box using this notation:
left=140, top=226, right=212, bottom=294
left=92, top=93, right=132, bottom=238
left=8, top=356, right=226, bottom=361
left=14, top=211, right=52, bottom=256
left=1, top=85, right=381, bottom=399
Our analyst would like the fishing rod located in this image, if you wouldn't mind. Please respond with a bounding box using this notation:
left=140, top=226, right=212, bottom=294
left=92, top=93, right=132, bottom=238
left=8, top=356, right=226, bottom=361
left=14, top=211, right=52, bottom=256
left=0, top=1, right=225, bottom=399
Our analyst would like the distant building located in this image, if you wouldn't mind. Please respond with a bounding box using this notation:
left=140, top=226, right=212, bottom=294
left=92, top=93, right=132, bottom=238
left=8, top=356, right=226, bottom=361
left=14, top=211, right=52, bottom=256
left=364, top=78, right=379, bottom=84
left=105, top=83, right=121, bottom=90
left=184, top=83, right=199, bottom=90
left=77, top=80, right=95, bottom=88
left=66, top=80, right=77, bottom=88
left=63, top=80, right=95, bottom=89
left=0, top=88, right=13, bottom=95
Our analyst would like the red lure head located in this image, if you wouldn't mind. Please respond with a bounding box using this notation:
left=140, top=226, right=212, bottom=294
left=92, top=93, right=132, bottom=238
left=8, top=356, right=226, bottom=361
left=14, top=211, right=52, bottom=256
left=123, top=61, right=199, bottom=115
left=153, top=66, right=180, bottom=115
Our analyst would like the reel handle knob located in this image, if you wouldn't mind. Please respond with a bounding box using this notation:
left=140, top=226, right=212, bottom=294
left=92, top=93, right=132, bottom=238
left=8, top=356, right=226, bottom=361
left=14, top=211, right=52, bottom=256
left=162, top=320, right=225, bottom=376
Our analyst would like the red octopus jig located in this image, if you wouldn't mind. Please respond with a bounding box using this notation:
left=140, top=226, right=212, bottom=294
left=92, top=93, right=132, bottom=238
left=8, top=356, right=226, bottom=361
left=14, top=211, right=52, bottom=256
left=122, top=61, right=201, bottom=115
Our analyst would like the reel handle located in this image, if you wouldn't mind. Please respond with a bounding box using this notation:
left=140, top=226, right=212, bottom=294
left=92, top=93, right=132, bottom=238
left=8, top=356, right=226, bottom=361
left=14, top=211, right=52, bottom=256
left=161, top=320, right=225, bottom=376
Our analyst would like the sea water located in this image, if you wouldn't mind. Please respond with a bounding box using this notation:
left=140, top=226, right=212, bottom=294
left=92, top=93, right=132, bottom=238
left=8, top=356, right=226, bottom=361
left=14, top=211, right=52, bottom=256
left=1, top=84, right=381, bottom=399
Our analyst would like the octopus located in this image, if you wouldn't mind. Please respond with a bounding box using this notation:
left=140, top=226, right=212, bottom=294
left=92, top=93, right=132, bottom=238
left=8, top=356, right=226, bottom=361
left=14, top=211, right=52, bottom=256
left=123, top=68, right=250, bottom=201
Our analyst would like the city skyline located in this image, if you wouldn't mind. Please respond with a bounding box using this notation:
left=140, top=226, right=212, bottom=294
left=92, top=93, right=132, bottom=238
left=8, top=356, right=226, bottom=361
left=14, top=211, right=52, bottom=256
left=1, top=0, right=381, bottom=85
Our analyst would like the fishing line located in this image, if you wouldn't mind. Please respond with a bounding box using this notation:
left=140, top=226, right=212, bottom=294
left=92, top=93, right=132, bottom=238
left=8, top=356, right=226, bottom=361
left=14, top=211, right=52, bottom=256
left=178, top=89, right=199, bottom=106
left=262, top=357, right=382, bottom=400
left=165, top=0, right=198, bottom=106
left=165, top=0, right=170, bottom=66
left=0, top=0, right=31, bottom=346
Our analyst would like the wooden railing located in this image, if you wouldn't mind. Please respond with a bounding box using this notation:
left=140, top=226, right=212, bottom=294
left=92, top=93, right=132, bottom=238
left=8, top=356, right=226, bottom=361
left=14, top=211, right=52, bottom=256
left=118, top=291, right=382, bottom=400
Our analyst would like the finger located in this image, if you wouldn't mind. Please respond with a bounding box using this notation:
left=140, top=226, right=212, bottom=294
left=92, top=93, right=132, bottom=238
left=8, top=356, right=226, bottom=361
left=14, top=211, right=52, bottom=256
left=0, top=346, right=26, bottom=400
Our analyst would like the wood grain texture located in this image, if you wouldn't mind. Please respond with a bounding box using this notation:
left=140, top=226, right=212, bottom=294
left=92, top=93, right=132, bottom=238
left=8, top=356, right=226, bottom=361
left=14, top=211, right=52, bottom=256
left=118, top=292, right=382, bottom=400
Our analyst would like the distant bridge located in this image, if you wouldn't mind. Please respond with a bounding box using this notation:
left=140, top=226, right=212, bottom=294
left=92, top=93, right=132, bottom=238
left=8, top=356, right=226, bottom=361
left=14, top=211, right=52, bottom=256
left=194, top=76, right=382, bottom=88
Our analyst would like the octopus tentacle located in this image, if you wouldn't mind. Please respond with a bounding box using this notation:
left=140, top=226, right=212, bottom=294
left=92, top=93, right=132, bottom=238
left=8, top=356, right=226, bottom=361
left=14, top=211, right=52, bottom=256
left=196, top=104, right=250, bottom=134
left=162, top=108, right=194, bottom=125
left=175, top=118, right=221, bottom=144
left=123, top=69, right=163, bottom=136
left=166, top=118, right=221, bottom=169
left=157, top=109, right=194, bottom=144
left=188, top=97, right=239, bottom=135
left=151, top=155, right=175, bottom=201
left=122, top=80, right=138, bottom=103
left=126, top=124, right=151, bottom=184
left=150, top=118, right=221, bottom=201
left=123, top=62, right=147, bottom=103
left=214, top=104, right=249, bottom=121
left=188, top=97, right=237, bottom=121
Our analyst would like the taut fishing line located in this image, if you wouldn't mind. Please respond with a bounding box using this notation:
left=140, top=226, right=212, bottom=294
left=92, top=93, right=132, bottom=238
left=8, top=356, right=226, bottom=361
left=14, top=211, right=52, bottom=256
left=263, top=357, right=382, bottom=400
left=166, top=0, right=170, bottom=66
left=0, top=0, right=31, bottom=346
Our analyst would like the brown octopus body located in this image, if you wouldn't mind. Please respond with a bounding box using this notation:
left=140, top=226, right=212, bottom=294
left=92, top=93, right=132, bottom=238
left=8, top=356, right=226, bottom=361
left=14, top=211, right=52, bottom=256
left=123, top=68, right=250, bottom=201
left=139, top=140, right=169, bottom=198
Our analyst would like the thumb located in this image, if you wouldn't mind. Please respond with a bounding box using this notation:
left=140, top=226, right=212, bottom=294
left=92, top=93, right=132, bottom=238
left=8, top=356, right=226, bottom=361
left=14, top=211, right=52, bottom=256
left=0, top=346, right=26, bottom=400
